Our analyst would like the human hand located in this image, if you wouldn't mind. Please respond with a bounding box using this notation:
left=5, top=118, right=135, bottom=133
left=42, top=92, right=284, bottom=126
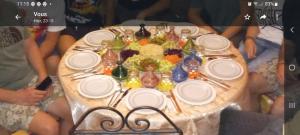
left=244, top=38, right=257, bottom=59
left=45, top=85, right=54, bottom=99
left=277, top=62, right=285, bottom=86
left=14, top=87, right=48, bottom=106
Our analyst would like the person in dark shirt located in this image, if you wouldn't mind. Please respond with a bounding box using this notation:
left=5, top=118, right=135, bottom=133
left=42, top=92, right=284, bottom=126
left=188, top=0, right=251, bottom=45
left=59, top=0, right=115, bottom=55
left=116, top=0, right=171, bottom=22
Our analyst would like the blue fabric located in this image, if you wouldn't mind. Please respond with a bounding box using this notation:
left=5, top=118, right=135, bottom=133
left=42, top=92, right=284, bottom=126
left=239, top=38, right=280, bottom=72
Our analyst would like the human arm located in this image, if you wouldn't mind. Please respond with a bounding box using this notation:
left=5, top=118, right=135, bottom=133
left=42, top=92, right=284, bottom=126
left=278, top=40, right=285, bottom=64
left=0, top=88, right=19, bottom=103
left=24, top=36, right=48, bottom=82
left=104, top=0, right=115, bottom=26
left=188, top=7, right=218, bottom=33
left=39, top=31, right=60, bottom=59
left=221, top=26, right=243, bottom=39
left=277, top=40, right=285, bottom=85
left=137, top=0, right=170, bottom=20
left=23, top=36, right=52, bottom=100
left=244, top=26, right=260, bottom=59
left=221, top=0, right=252, bottom=38
left=0, top=88, right=47, bottom=106
left=25, top=34, right=55, bottom=96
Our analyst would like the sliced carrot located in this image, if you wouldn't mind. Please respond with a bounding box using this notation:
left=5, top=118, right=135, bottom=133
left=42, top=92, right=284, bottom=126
left=165, top=55, right=182, bottom=64
left=138, top=39, right=149, bottom=46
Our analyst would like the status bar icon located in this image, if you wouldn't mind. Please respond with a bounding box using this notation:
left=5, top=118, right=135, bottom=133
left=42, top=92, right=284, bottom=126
left=260, top=14, right=267, bottom=20
left=42, top=2, right=47, bottom=7
left=244, top=14, right=251, bottom=20
left=31, top=2, right=35, bottom=7
left=37, top=2, right=41, bottom=7
left=248, top=2, right=252, bottom=6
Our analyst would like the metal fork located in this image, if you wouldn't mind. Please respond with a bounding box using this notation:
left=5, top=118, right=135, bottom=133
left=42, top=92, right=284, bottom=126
left=166, top=91, right=182, bottom=113
left=107, top=80, right=123, bottom=106
left=74, top=46, right=103, bottom=51
left=197, top=75, right=230, bottom=91
left=71, top=70, right=98, bottom=78
left=62, top=68, right=96, bottom=77
left=72, top=48, right=100, bottom=53
left=71, top=73, right=103, bottom=81
left=63, top=65, right=102, bottom=77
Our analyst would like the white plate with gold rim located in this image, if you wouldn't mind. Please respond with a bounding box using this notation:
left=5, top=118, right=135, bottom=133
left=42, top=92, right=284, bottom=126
left=195, top=34, right=230, bottom=51
left=77, top=75, right=118, bottom=99
left=174, top=80, right=216, bottom=106
left=126, top=88, right=167, bottom=115
left=84, top=30, right=115, bottom=46
left=65, top=51, right=101, bottom=70
left=205, top=58, right=244, bottom=80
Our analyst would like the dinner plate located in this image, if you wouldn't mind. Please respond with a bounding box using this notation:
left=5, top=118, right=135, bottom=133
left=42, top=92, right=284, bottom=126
left=83, top=30, right=115, bottom=46
left=205, top=59, right=244, bottom=80
left=174, top=80, right=216, bottom=105
left=126, top=88, right=167, bottom=115
left=77, top=75, right=117, bottom=99
left=172, top=23, right=200, bottom=36
left=195, top=34, right=230, bottom=51
left=65, top=51, right=101, bottom=70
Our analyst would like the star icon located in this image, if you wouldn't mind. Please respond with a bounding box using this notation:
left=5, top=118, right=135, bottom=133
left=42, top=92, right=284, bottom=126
left=244, top=14, right=251, bottom=20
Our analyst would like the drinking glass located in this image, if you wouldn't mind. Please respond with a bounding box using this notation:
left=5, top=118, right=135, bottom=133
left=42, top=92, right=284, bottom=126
left=179, top=29, right=191, bottom=48
left=123, top=29, right=135, bottom=45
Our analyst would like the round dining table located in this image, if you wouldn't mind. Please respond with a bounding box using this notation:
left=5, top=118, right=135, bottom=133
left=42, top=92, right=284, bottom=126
left=58, top=24, right=248, bottom=135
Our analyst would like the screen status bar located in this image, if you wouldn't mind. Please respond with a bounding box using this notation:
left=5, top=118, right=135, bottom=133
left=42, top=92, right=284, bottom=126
left=1, top=0, right=286, bottom=26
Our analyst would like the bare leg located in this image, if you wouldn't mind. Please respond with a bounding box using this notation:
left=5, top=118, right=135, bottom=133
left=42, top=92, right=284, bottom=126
left=248, top=72, right=269, bottom=94
left=237, top=85, right=252, bottom=111
left=247, top=72, right=271, bottom=112
left=58, top=35, right=76, bottom=55
left=46, top=97, right=73, bottom=135
left=238, top=73, right=258, bottom=111
left=270, top=95, right=284, bottom=118
left=28, top=111, right=59, bottom=135
left=45, top=55, right=60, bottom=76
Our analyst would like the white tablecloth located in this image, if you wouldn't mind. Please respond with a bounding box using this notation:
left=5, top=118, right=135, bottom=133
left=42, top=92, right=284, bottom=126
left=58, top=25, right=248, bottom=135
